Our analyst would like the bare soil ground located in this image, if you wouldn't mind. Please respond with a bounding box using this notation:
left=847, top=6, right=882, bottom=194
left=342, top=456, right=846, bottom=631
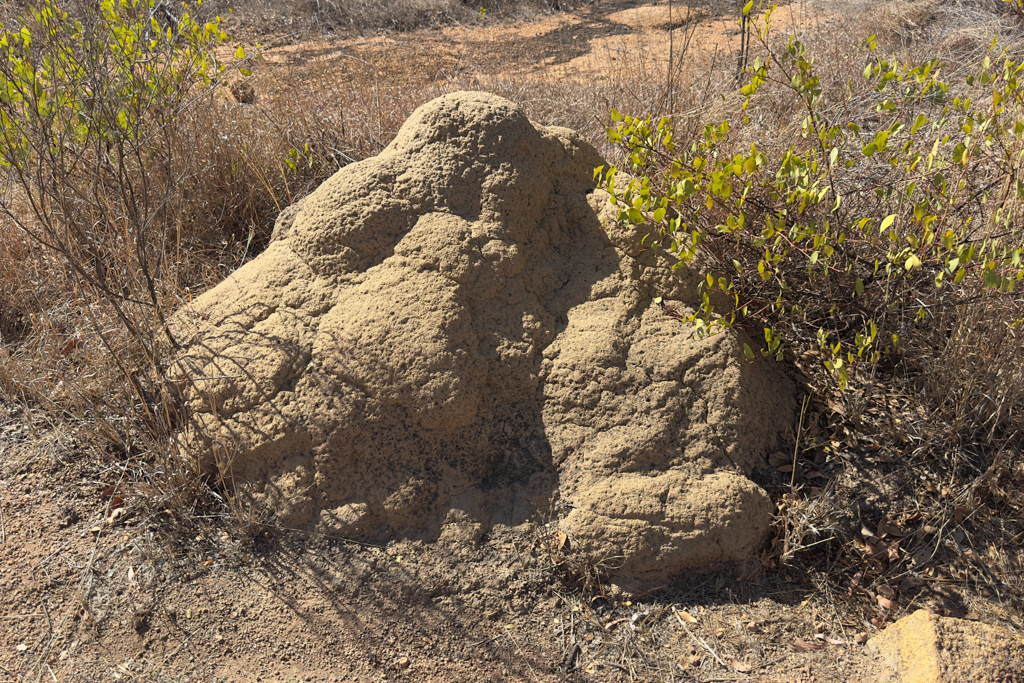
left=3, top=1, right=1022, bottom=681
left=0, top=395, right=895, bottom=682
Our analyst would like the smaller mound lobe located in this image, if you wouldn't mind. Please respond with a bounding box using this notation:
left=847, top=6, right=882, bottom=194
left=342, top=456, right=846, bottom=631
left=172, top=91, right=794, bottom=582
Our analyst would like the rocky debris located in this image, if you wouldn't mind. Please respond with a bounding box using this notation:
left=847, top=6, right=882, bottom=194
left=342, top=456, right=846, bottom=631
left=869, top=609, right=1024, bottom=683
left=172, top=91, right=793, bottom=582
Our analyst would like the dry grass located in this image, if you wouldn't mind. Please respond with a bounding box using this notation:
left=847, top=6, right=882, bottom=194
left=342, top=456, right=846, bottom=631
left=200, top=0, right=578, bottom=38
left=0, top=0, right=577, bottom=38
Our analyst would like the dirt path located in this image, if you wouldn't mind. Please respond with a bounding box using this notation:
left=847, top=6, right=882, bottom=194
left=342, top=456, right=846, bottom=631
left=247, top=0, right=837, bottom=89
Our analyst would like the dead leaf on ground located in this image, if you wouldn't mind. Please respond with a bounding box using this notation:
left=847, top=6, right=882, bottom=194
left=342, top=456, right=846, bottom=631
left=731, top=658, right=754, bottom=672
left=604, top=617, right=629, bottom=631
left=865, top=538, right=886, bottom=558
left=676, top=609, right=697, bottom=624
left=888, top=542, right=900, bottom=562
left=814, top=633, right=848, bottom=646
left=106, top=506, right=127, bottom=525
left=877, top=514, right=890, bottom=538
left=789, top=638, right=825, bottom=652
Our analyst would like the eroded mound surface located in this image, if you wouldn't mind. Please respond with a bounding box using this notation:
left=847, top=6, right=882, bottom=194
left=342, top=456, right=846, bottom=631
left=173, top=91, right=793, bottom=581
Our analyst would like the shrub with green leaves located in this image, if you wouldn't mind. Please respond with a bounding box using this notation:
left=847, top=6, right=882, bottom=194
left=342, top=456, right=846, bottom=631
left=0, top=0, right=246, bottom=436
left=596, top=2, right=1024, bottom=390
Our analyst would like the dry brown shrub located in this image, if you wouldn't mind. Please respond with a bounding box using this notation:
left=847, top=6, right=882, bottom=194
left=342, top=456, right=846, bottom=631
left=919, top=303, right=1024, bottom=450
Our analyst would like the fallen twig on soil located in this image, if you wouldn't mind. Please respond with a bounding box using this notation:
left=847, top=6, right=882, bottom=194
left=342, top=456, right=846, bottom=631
left=673, top=606, right=728, bottom=668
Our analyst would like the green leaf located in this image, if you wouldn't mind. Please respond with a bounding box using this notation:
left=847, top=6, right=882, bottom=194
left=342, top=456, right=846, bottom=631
left=879, top=214, right=896, bottom=232
left=234, top=45, right=245, bottom=60
left=743, top=0, right=754, bottom=15
left=904, top=254, right=922, bottom=270
left=743, top=343, right=755, bottom=360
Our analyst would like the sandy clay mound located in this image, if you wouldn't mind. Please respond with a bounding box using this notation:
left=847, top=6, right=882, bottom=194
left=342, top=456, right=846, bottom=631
left=172, top=91, right=794, bottom=583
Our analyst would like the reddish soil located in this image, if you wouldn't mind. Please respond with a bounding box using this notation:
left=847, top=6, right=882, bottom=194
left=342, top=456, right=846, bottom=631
left=0, top=403, right=895, bottom=681
left=241, top=0, right=836, bottom=87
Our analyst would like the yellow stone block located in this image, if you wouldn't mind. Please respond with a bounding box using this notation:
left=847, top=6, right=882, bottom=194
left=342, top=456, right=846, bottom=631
left=870, top=609, right=1024, bottom=683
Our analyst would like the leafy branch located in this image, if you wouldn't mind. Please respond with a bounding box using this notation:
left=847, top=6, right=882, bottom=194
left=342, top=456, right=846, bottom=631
left=596, top=1, right=1024, bottom=388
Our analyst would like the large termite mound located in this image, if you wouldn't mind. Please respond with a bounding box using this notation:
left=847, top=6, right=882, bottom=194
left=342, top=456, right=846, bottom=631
left=172, top=91, right=793, bottom=582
